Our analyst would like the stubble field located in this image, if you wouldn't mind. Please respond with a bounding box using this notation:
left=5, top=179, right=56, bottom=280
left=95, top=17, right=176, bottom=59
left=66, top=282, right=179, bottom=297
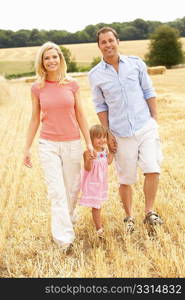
left=0, top=65, right=184, bottom=278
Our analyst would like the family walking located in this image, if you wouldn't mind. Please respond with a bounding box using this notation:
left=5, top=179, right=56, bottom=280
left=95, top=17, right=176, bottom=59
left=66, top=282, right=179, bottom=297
left=24, top=27, right=163, bottom=251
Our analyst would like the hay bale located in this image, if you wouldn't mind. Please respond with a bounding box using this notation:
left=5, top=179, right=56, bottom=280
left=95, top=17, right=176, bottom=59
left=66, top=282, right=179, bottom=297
left=25, top=76, right=37, bottom=83
left=147, top=66, right=166, bottom=75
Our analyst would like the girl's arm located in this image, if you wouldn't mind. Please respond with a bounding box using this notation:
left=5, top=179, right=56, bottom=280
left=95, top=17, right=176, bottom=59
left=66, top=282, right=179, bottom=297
left=23, top=92, right=41, bottom=168
left=83, top=150, right=93, bottom=171
left=74, top=88, right=94, bottom=156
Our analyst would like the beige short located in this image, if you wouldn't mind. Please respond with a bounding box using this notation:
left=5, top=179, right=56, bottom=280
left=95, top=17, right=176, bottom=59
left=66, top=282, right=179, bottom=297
left=114, top=119, right=163, bottom=185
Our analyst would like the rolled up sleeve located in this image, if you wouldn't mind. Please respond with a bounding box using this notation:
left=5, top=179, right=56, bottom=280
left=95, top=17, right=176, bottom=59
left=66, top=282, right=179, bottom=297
left=88, top=75, right=108, bottom=113
left=138, top=59, right=156, bottom=100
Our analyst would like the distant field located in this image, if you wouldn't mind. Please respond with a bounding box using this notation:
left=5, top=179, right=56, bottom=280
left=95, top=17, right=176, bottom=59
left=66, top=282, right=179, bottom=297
left=0, top=38, right=185, bottom=75
left=0, top=40, right=150, bottom=63
left=0, top=60, right=35, bottom=75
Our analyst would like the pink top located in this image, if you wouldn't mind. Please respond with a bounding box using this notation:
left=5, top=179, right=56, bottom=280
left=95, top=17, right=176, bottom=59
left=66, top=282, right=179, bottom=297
left=80, top=150, right=108, bottom=209
left=31, top=80, right=80, bottom=141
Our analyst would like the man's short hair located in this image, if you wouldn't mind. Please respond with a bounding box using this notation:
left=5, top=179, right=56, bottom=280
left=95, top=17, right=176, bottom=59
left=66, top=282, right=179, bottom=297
left=96, top=27, right=119, bottom=44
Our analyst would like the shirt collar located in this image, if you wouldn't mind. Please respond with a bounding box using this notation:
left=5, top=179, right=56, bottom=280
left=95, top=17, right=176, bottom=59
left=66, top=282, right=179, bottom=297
left=119, top=55, right=127, bottom=63
left=101, top=54, right=126, bottom=69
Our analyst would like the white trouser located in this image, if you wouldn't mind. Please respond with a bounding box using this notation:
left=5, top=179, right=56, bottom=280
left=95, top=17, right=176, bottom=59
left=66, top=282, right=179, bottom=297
left=38, top=138, right=82, bottom=245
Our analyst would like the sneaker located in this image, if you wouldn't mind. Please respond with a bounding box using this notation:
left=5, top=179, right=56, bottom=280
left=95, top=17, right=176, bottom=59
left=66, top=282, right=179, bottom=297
left=96, top=228, right=104, bottom=239
left=144, top=211, right=163, bottom=225
left=124, top=216, right=135, bottom=233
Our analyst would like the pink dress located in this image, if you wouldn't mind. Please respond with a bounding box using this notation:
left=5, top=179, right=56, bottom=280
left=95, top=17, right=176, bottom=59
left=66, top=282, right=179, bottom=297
left=80, top=150, right=108, bottom=209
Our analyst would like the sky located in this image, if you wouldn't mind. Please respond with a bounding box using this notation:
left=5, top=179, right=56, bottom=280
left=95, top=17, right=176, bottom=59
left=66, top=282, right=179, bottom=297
left=1, top=0, right=185, bottom=32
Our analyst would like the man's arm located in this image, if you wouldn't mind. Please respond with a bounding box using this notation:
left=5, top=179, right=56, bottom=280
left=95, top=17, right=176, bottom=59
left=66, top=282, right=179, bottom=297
left=147, top=97, right=158, bottom=121
left=138, top=59, right=158, bottom=122
left=97, top=111, right=109, bottom=128
left=138, top=59, right=156, bottom=101
left=97, top=111, right=117, bottom=153
left=88, top=72, right=117, bottom=152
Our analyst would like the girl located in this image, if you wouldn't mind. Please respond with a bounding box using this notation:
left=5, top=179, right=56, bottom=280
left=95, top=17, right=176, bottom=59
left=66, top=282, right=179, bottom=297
left=23, top=41, right=93, bottom=251
left=80, top=124, right=114, bottom=238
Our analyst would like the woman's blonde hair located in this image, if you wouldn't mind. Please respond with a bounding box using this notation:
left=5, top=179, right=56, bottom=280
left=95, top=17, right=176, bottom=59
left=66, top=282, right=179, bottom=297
left=90, top=124, right=107, bottom=142
left=34, top=41, right=71, bottom=87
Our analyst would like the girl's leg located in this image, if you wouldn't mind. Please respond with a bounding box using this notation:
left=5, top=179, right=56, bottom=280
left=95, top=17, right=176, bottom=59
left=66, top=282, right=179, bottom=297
left=39, top=139, right=75, bottom=246
left=92, top=208, right=102, bottom=230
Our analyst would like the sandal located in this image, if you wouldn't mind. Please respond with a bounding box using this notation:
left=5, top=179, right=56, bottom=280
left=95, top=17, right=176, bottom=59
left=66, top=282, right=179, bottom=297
left=144, top=211, right=163, bottom=225
left=124, top=216, right=135, bottom=233
left=59, top=243, right=73, bottom=254
left=96, top=228, right=104, bottom=239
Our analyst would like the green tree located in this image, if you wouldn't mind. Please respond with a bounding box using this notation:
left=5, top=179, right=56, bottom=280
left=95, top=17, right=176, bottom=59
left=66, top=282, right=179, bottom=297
left=75, top=31, right=90, bottom=43
left=0, top=30, right=14, bottom=47
left=28, top=29, right=44, bottom=46
left=145, top=25, right=184, bottom=68
left=132, top=19, right=149, bottom=39
left=84, top=25, right=96, bottom=42
left=14, top=30, right=30, bottom=47
left=167, top=17, right=185, bottom=37
left=90, top=56, right=101, bottom=68
left=46, top=30, right=69, bottom=44
left=60, top=46, right=78, bottom=72
left=119, top=26, right=139, bottom=40
left=146, top=21, right=162, bottom=35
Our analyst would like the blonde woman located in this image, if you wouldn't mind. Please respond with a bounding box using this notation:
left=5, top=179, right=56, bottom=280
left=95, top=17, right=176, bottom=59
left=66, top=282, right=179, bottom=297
left=24, top=42, right=93, bottom=251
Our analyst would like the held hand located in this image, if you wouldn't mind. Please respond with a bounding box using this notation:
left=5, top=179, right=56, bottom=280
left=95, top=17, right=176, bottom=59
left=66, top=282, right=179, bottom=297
left=87, top=143, right=96, bottom=159
left=23, top=151, right=32, bottom=168
left=107, top=132, right=117, bottom=153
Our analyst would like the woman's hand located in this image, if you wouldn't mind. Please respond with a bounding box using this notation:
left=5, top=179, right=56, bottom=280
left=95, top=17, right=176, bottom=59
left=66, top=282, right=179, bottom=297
left=23, top=150, right=32, bottom=168
left=86, top=143, right=96, bottom=159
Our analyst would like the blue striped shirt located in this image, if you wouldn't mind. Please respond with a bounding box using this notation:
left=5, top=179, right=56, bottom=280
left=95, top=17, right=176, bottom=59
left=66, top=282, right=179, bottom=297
left=88, top=55, right=156, bottom=137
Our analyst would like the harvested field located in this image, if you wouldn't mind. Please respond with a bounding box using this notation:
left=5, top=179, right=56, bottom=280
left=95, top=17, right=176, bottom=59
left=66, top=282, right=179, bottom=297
left=0, top=68, right=184, bottom=278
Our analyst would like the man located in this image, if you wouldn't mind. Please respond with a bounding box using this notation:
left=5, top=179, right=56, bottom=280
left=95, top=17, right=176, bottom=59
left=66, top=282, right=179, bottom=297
left=88, top=27, right=163, bottom=232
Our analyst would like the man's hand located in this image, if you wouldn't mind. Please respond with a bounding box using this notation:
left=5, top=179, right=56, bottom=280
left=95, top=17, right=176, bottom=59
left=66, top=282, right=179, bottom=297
left=107, top=131, right=117, bottom=153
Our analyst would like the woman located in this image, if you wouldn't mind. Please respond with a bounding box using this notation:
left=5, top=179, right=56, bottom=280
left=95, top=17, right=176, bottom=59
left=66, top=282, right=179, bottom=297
left=23, top=41, right=93, bottom=251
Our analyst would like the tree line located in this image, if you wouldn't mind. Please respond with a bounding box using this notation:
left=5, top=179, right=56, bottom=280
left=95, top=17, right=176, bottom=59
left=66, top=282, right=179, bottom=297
left=1, top=17, right=185, bottom=48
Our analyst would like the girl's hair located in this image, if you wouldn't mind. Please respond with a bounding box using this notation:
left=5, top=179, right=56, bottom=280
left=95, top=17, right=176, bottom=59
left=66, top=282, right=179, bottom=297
left=90, top=124, right=107, bottom=142
left=34, top=41, right=71, bottom=87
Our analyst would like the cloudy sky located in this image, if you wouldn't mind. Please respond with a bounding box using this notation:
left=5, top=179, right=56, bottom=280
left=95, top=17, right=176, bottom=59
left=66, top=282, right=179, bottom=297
left=1, top=0, right=185, bottom=32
